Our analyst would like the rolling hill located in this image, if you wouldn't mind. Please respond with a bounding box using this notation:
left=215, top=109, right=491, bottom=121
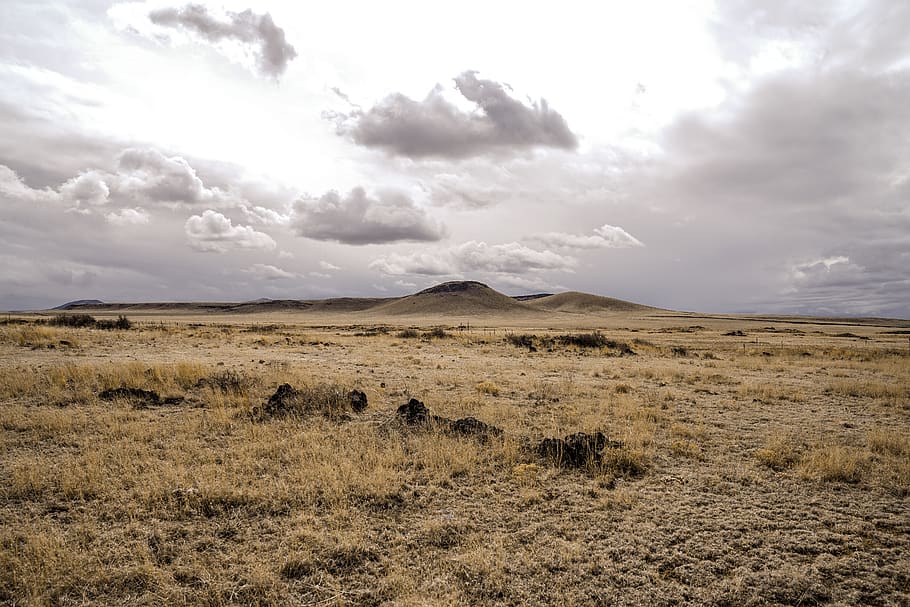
left=368, top=281, right=539, bottom=316
left=525, top=291, right=655, bottom=313
left=42, top=281, right=656, bottom=318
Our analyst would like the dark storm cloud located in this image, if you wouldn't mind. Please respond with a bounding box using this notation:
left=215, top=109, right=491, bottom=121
left=336, top=71, right=578, bottom=158
left=291, top=187, right=445, bottom=245
left=149, top=4, right=297, bottom=77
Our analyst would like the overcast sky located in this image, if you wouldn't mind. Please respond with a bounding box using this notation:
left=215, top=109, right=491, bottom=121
left=2, top=1, right=909, bottom=316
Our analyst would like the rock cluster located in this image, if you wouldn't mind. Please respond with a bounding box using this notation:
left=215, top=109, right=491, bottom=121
left=395, top=398, right=504, bottom=442
left=537, top=432, right=624, bottom=468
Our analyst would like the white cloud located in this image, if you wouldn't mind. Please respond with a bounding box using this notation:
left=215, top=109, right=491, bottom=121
left=0, top=165, right=55, bottom=202
left=530, top=224, right=644, bottom=249
left=184, top=210, right=276, bottom=253
left=106, top=207, right=150, bottom=226
left=319, top=260, right=341, bottom=271
left=116, top=148, right=222, bottom=205
left=245, top=263, right=296, bottom=280
left=60, top=171, right=110, bottom=206
left=370, top=240, right=576, bottom=277
left=239, top=203, right=290, bottom=225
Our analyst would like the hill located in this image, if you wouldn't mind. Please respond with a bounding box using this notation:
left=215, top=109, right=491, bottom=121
left=369, top=281, right=537, bottom=316
left=53, top=299, right=104, bottom=310
left=525, top=291, right=655, bottom=313
left=41, top=282, right=658, bottom=319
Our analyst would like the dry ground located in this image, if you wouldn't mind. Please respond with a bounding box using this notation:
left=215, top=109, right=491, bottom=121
left=1, top=312, right=908, bottom=606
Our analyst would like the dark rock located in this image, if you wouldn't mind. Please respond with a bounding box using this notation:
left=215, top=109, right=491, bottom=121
left=98, top=387, right=161, bottom=408
left=395, top=399, right=504, bottom=441
left=264, top=383, right=299, bottom=416
left=449, top=416, right=504, bottom=441
left=348, top=389, right=368, bottom=413
left=396, top=398, right=430, bottom=425
left=537, top=432, right=623, bottom=468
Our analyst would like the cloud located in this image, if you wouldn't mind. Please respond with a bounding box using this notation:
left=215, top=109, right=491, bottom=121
left=319, top=260, right=341, bottom=271
left=530, top=224, right=644, bottom=249
left=116, top=148, right=221, bottom=204
left=335, top=71, right=577, bottom=158
left=291, top=187, right=445, bottom=245
left=0, top=165, right=55, bottom=202
left=370, top=240, right=576, bottom=277
left=184, top=209, right=276, bottom=252
left=106, top=207, right=150, bottom=226
left=60, top=171, right=110, bottom=206
left=245, top=263, right=295, bottom=280
left=148, top=4, right=297, bottom=77
left=238, top=203, right=289, bottom=225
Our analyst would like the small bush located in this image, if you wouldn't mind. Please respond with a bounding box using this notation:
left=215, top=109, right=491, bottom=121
left=670, top=346, right=688, bottom=357
left=558, top=331, right=608, bottom=348
left=96, top=315, right=132, bottom=330
left=423, top=327, right=448, bottom=339
left=556, top=332, right=635, bottom=354
left=505, top=333, right=536, bottom=348
left=397, top=329, right=420, bottom=339
left=49, top=314, right=96, bottom=328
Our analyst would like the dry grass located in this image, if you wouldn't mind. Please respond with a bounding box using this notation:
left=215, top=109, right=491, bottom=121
left=474, top=380, right=501, bottom=396
left=798, top=445, right=870, bottom=483
left=1, top=315, right=909, bottom=605
left=755, top=432, right=803, bottom=471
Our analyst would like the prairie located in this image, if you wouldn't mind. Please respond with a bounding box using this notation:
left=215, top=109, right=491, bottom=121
left=1, top=302, right=908, bottom=606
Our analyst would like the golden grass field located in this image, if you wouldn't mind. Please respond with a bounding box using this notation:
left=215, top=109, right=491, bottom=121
left=1, top=303, right=909, bottom=605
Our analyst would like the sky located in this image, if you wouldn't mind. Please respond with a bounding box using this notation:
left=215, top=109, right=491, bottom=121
left=1, top=1, right=909, bottom=317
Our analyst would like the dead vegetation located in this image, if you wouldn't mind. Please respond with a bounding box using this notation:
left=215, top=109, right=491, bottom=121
left=0, top=315, right=908, bottom=605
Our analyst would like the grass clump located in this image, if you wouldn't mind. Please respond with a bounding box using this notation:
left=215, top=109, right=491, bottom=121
left=397, top=328, right=420, bottom=339
left=756, top=433, right=801, bottom=471
left=670, top=439, right=704, bottom=460
left=798, top=446, right=870, bottom=484
left=475, top=381, right=501, bottom=396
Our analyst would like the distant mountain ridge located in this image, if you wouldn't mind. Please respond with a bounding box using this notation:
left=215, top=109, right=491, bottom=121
left=47, top=281, right=654, bottom=317
left=53, top=299, right=104, bottom=310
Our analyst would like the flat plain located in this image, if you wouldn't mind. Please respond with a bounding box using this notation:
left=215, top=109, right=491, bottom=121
left=1, top=286, right=909, bottom=606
